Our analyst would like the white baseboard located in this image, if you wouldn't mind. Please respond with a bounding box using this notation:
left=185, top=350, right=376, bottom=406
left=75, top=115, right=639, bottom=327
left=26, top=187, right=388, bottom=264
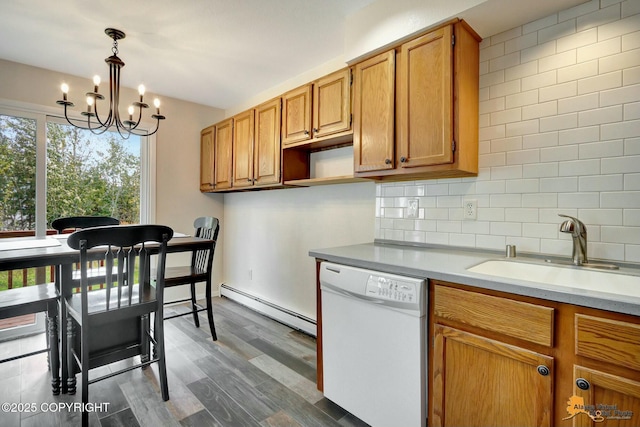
left=219, top=284, right=316, bottom=337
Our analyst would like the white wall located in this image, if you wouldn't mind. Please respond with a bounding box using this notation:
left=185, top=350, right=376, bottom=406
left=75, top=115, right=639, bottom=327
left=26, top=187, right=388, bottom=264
left=222, top=183, right=375, bottom=319
left=376, top=0, right=640, bottom=263
left=0, top=59, right=227, bottom=291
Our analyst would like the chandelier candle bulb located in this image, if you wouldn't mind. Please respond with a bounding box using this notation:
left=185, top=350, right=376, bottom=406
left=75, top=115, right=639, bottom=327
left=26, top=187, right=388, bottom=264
left=93, top=75, right=100, bottom=93
left=138, top=84, right=145, bottom=102
left=61, top=83, right=69, bottom=101
left=154, top=98, right=160, bottom=115
left=128, top=105, right=134, bottom=121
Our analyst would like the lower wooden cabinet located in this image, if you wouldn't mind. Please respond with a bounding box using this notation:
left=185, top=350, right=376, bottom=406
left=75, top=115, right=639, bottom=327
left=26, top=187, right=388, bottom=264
left=433, top=324, right=554, bottom=427
left=431, top=281, right=640, bottom=427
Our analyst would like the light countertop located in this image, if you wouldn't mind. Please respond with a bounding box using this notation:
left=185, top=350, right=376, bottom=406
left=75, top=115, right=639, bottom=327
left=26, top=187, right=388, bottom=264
left=309, top=241, right=640, bottom=317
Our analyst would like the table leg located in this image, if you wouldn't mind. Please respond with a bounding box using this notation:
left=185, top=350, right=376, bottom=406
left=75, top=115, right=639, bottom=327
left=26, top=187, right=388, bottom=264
left=58, top=264, right=73, bottom=394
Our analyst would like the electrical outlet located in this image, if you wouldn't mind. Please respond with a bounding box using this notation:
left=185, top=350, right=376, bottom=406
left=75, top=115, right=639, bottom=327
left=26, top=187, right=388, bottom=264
left=464, top=199, right=477, bottom=220
left=407, top=199, right=419, bottom=219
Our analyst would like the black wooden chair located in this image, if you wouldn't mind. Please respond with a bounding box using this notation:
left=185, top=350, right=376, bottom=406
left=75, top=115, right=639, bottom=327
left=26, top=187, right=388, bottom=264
left=51, top=216, right=120, bottom=234
left=0, top=283, right=60, bottom=394
left=162, top=217, right=219, bottom=340
left=66, top=224, right=173, bottom=426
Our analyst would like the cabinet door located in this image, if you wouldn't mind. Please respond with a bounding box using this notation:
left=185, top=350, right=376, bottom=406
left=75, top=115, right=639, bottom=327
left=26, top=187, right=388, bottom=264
left=432, top=324, right=553, bottom=427
left=282, top=85, right=312, bottom=146
left=254, top=98, right=281, bottom=185
left=200, top=126, right=215, bottom=191
left=397, top=25, right=453, bottom=168
left=353, top=50, right=395, bottom=173
left=214, top=118, right=233, bottom=190
left=313, top=68, right=351, bottom=138
left=232, top=109, right=255, bottom=188
left=570, top=366, right=640, bottom=427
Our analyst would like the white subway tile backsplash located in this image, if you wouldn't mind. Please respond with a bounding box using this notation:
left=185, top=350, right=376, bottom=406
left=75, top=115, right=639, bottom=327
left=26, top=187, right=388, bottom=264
left=578, top=71, right=623, bottom=94
left=577, top=3, right=621, bottom=31
left=624, top=0, right=640, bottom=17
left=578, top=140, right=624, bottom=159
left=625, top=174, right=640, bottom=190
left=577, top=37, right=621, bottom=62
left=507, top=149, right=541, bottom=164
left=377, top=4, right=640, bottom=259
left=579, top=208, right=624, bottom=225
left=579, top=174, right=624, bottom=191
left=625, top=101, right=640, bottom=120
left=601, top=118, right=640, bottom=139
left=601, top=155, right=640, bottom=173
left=523, top=163, right=559, bottom=178
left=505, top=179, right=540, bottom=193
left=558, top=60, right=599, bottom=83
left=558, top=92, right=599, bottom=114
left=558, top=126, right=600, bottom=145
left=506, top=90, right=539, bottom=108
left=540, top=177, right=578, bottom=192
left=600, top=84, right=640, bottom=107
left=539, top=50, right=577, bottom=73
left=522, top=193, right=558, bottom=207
left=601, top=191, right=640, bottom=208
left=559, top=159, right=601, bottom=176
left=522, top=70, right=557, bottom=91
left=624, top=209, right=640, bottom=226
left=522, top=101, right=558, bottom=119
left=579, top=105, right=623, bottom=126
left=540, top=112, right=578, bottom=131
left=558, top=192, right=600, bottom=208
left=599, top=49, right=640, bottom=73
left=557, top=28, right=598, bottom=52
left=598, top=13, right=640, bottom=41
left=540, top=144, right=579, bottom=162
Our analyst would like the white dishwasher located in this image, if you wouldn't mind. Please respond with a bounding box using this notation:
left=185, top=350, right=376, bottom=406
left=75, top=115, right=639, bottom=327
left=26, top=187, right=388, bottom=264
left=320, top=262, right=427, bottom=427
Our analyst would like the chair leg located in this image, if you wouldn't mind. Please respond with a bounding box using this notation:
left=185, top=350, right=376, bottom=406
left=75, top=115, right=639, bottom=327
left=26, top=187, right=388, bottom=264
left=155, top=311, right=169, bottom=401
left=81, top=327, right=90, bottom=427
left=205, top=280, right=217, bottom=341
left=47, top=305, right=60, bottom=395
left=66, top=317, right=76, bottom=395
left=190, top=282, right=200, bottom=328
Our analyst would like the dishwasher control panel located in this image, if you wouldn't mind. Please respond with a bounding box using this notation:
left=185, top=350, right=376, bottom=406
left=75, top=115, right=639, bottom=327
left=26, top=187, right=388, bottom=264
left=366, top=275, right=418, bottom=303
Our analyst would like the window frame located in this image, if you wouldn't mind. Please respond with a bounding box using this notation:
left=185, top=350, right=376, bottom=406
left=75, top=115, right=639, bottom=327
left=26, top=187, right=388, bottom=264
left=0, top=102, right=156, bottom=235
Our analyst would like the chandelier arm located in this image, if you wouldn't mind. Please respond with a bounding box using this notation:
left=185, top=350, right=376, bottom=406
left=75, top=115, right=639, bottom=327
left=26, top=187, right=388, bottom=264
left=128, top=117, right=161, bottom=137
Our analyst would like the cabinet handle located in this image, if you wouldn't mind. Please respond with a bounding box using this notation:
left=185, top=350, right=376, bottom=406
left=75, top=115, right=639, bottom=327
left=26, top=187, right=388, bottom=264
left=536, top=365, right=550, bottom=376
left=304, top=130, right=309, bottom=135
left=576, top=378, right=590, bottom=390
left=247, top=178, right=252, bottom=182
left=400, top=156, right=407, bottom=163
left=313, top=128, right=319, bottom=133
left=385, top=158, right=392, bottom=165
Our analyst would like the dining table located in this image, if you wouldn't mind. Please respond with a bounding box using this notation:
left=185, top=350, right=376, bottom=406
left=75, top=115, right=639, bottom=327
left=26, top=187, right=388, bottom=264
left=0, top=231, right=216, bottom=395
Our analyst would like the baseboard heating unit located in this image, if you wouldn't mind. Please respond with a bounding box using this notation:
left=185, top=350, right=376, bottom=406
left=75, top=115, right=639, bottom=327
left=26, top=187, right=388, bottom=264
left=219, top=284, right=316, bottom=336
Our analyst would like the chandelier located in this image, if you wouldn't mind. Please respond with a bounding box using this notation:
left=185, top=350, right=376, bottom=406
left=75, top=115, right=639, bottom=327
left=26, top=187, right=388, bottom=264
left=56, top=28, right=165, bottom=138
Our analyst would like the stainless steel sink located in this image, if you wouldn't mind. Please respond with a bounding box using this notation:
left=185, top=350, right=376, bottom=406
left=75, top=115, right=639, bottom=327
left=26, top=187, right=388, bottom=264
left=467, top=259, right=640, bottom=298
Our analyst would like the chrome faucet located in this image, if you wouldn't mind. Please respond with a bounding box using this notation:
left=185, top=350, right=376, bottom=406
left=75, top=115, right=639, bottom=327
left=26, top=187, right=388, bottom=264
left=558, top=214, right=587, bottom=265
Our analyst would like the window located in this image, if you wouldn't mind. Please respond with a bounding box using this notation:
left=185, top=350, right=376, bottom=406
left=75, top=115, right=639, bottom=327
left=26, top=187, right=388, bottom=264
left=0, top=113, right=37, bottom=231
left=46, top=122, right=141, bottom=225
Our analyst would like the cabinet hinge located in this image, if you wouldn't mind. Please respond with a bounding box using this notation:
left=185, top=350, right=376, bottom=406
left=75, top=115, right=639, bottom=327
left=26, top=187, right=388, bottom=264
left=452, top=34, right=455, bottom=46
left=452, top=140, right=456, bottom=152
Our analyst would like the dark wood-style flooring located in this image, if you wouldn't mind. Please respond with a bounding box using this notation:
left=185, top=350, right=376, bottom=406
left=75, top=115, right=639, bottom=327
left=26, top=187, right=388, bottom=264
left=0, top=297, right=369, bottom=427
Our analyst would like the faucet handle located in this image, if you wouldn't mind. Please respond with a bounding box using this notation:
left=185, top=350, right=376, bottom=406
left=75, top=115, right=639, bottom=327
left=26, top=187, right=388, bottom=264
left=558, top=214, right=586, bottom=235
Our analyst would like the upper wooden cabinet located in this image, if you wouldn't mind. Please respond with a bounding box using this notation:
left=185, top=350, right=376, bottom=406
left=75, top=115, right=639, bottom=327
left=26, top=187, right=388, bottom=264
left=282, top=68, right=352, bottom=148
left=213, top=118, right=233, bottom=191
left=353, top=50, right=396, bottom=173
left=232, top=109, right=255, bottom=189
left=354, top=20, right=480, bottom=180
left=200, top=125, right=215, bottom=192
left=254, top=97, right=282, bottom=186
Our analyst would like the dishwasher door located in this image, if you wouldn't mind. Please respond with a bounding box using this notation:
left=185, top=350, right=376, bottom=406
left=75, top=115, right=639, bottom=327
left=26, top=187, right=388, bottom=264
left=320, top=262, right=427, bottom=427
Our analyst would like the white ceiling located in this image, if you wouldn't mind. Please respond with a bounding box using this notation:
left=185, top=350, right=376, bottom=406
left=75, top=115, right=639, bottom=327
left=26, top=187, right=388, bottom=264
left=0, top=0, right=586, bottom=110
